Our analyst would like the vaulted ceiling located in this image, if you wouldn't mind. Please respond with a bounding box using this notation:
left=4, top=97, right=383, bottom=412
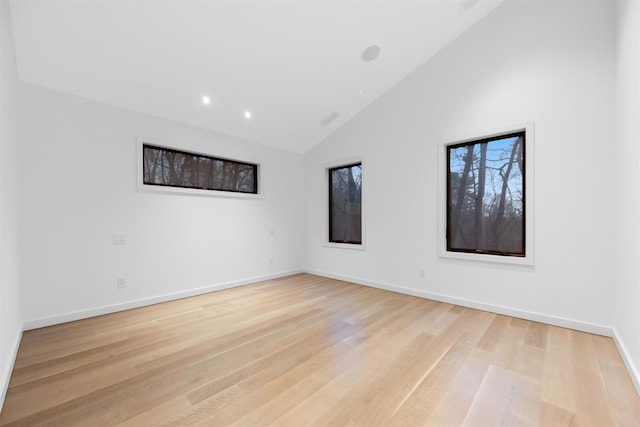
left=9, top=0, right=503, bottom=153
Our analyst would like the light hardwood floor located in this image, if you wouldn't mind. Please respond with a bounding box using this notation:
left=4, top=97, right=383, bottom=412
left=1, top=273, right=639, bottom=426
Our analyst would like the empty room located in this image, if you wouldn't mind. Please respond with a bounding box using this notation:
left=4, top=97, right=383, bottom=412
left=1, top=0, right=640, bottom=425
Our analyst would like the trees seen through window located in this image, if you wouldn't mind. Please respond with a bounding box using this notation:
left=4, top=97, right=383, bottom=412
left=329, top=163, right=362, bottom=245
left=447, top=131, right=525, bottom=257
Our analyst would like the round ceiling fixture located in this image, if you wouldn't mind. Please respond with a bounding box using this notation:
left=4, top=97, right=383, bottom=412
left=361, top=45, right=381, bottom=62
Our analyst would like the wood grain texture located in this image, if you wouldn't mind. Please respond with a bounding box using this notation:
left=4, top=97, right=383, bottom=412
left=1, top=273, right=638, bottom=426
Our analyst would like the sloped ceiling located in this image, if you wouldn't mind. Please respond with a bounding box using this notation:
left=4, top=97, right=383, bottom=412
left=10, top=0, right=504, bottom=153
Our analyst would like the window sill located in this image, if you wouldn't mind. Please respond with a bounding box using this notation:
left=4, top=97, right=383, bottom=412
left=137, top=183, right=264, bottom=200
left=324, top=242, right=366, bottom=251
left=439, top=249, right=533, bottom=266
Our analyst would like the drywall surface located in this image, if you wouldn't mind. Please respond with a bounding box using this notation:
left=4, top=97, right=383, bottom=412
left=0, top=0, right=23, bottom=411
left=304, top=0, right=616, bottom=329
left=18, top=83, right=304, bottom=325
left=614, top=0, right=640, bottom=392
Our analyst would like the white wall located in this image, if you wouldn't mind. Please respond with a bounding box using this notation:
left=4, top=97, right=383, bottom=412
left=4, top=0, right=637, bottom=409
left=304, top=0, right=617, bottom=332
left=0, top=0, right=23, bottom=411
left=1, top=0, right=636, bottom=412
left=18, top=83, right=304, bottom=327
left=614, top=0, right=640, bottom=392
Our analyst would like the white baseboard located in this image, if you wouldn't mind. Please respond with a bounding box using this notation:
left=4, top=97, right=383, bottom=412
left=0, top=326, right=22, bottom=414
left=23, top=270, right=303, bottom=331
left=612, top=329, right=640, bottom=397
left=305, top=269, right=614, bottom=337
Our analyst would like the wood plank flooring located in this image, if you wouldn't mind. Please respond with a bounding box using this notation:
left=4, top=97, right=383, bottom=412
left=1, top=273, right=639, bottom=426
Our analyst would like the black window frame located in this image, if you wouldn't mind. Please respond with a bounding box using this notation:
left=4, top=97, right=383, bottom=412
left=142, top=143, right=258, bottom=195
left=446, top=130, right=526, bottom=258
left=328, top=162, right=363, bottom=245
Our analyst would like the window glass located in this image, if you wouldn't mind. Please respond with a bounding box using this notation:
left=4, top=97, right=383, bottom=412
left=329, top=163, right=362, bottom=244
left=447, top=131, right=525, bottom=257
left=143, top=144, right=258, bottom=194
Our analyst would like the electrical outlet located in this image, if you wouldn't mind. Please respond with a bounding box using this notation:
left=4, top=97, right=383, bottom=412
left=419, top=269, right=426, bottom=279
left=269, top=257, right=273, bottom=266
left=117, top=276, right=127, bottom=289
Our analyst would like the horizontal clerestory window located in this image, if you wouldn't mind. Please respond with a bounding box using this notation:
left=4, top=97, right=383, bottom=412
left=142, top=144, right=258, bottom=194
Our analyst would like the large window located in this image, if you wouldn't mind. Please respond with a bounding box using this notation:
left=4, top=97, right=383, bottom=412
left=142, top=144, right=258, bottom=194
left=329, top=163, right=362, bottom=244
left=446, top=130, right=525, bottom=257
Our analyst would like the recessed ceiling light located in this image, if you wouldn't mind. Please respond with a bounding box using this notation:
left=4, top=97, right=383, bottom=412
left=362, top=45, right=381, bottom=62
left=202, top=96, right=211, bottom=105
left=244, top=110, right=252, bottom=119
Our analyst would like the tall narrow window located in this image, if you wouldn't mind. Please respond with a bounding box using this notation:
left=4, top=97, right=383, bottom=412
left=329, top=163, right=362, bottom=244
left=447, top=131, right=525, bottom=257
